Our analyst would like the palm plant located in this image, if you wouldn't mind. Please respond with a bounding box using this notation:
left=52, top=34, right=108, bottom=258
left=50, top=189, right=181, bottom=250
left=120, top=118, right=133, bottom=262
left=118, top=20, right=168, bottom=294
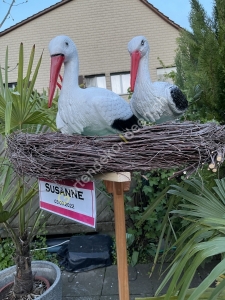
left=153, top=178, right=225, bottom=300
left=0, top=43, right=57, bottom=298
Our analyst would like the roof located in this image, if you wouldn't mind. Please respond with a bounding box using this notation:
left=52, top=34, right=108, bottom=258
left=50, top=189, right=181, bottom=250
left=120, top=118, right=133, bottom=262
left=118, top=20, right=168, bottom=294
left=140, top=0, right=181, bottom=30
left=0, top=0, right=181, bottom=37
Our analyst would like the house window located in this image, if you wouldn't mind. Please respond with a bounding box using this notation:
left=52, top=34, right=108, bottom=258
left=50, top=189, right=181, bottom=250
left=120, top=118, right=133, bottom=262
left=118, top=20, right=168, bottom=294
left=157, top=67, right=176, bottom=84
left=85, top=74, right=106, bottom=89
left=110, top=72, right=130, bottom=95
left=8, top=82, right=17, bottom=89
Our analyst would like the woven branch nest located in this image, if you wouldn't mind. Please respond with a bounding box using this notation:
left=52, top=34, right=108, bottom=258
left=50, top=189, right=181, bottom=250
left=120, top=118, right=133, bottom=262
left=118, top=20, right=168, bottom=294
left=6, top=122, right=225, bottom=181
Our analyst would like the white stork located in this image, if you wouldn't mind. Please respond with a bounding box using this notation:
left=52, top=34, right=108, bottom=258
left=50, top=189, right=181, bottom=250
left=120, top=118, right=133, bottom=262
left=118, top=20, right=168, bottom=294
left=48, top=35, right=138, bottom=136
left=127, top=35, right=188, bottom=123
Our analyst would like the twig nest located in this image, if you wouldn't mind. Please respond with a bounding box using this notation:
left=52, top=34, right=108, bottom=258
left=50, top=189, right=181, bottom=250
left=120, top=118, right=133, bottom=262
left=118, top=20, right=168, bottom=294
left=6, top=121, right=225, bottom=181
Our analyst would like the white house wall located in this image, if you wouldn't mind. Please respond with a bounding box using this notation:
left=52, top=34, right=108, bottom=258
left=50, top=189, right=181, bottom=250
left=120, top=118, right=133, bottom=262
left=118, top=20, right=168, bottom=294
left=0, top=0, right=180, bottom=93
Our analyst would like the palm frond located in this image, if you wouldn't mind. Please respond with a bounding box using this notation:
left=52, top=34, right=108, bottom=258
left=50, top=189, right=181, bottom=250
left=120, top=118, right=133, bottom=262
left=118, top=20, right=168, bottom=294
left=154, top=178, right=225, bottom=299
left=0, top=42, right=57, bottom=246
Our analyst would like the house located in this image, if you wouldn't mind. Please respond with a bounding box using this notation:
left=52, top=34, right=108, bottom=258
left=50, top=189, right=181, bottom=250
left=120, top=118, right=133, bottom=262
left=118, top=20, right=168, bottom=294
left=0, top=0, right=181, bottom=97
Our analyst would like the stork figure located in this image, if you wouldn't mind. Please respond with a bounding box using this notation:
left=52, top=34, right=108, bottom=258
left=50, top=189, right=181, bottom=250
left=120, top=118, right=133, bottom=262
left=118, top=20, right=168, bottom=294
left=127, top=35, right=188, bottom=123
left=48, top=35, right=138, bottom=136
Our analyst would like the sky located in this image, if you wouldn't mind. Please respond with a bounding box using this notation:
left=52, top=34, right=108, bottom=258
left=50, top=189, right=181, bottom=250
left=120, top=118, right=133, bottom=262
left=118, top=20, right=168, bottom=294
left=0, top=0, right=214, bottom=32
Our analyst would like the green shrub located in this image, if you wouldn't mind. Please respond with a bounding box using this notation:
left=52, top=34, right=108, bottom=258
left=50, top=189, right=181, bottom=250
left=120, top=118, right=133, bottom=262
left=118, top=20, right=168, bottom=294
left=124, top=169, right=181, bottom=264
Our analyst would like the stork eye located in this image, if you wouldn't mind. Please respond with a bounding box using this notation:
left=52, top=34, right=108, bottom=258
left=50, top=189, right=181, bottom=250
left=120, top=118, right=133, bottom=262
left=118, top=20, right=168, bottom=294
left=141, top=40, right=145, bottom=46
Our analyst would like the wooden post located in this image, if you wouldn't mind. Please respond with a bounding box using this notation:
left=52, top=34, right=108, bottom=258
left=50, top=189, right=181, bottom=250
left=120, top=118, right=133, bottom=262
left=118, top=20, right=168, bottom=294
left=95, top=172, right=131, bottom=300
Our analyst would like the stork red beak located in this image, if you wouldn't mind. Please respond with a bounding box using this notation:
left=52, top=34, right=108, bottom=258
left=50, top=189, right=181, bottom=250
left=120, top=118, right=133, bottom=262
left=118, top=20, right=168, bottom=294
left=130, top=51, right=141, bottom=92
left=48, top=55, right=65, bottom=108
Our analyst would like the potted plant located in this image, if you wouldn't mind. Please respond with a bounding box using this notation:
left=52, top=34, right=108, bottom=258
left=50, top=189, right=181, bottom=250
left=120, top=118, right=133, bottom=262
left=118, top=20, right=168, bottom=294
left=143, top=177, right=225, bottom=300
left=0, top=43, right=61, bottom=299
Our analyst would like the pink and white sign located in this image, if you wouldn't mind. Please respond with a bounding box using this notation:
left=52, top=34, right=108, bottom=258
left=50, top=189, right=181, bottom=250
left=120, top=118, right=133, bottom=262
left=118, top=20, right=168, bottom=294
left=38, top=178, right=96, bottom=228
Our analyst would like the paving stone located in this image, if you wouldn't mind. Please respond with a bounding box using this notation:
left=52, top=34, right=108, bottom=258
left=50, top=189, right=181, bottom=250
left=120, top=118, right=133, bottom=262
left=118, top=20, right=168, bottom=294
left=197, top=260, right=219, bottom=284
left=62, top=268, right=105, bottom=297
left=102, top=264, right=154, bottom=296
left=151, top=260, right=220, bottom=296
left=149, top=262, right=171, bottom=295
left=101, top=265, right=118, bottom=295
left=100, top=296, right=119, bottom=300
left=63, top=297, right=100, bottom=300
left=61, top=261, right=221, bottom=299
left=150, top=262, right=202, bottom=295
left=129, top=264, right=154, bottom=295
left=131, top=296, right=153, bottom=300
left=134, top=296, right=154, bottom=300
left=100, top=295, right=152, bottom=300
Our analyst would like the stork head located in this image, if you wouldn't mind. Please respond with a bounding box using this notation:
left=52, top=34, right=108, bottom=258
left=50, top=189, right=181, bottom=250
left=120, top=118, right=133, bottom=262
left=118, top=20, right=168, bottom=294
left=48, top=35, right=78, bottom=107
left=127, top=36, right=149, bottom=92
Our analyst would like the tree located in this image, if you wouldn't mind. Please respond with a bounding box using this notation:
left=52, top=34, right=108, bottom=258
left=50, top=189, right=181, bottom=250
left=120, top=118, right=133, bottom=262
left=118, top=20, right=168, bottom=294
left=175, top=0, right=225, bottom=124
left=1, top=0, right=28, bottom=29
left=0, top=43, right=57, bottom=298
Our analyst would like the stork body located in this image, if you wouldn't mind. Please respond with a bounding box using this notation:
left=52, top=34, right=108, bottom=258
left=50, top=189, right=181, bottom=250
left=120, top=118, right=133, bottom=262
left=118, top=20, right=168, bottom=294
left=128, top=36, right=188, bottom=123
left=48, top=35, right=138, bottom=136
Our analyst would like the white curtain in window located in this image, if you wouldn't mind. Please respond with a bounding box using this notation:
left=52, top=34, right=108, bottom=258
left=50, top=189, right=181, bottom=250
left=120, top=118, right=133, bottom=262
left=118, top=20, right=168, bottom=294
left=121, top=74, right=130, bottom=94
left=111, top=73, right=130, bottom=94
left=86, top=77, right=97, bottom=87
left=111, top=75, right=121, bottom=94
left=96, top=77, right=106, bottom=89
left=85, top=76, right=106, bottom=88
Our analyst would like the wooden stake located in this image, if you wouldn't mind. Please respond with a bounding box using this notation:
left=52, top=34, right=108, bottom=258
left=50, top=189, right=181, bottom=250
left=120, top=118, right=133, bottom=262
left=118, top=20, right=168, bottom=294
left=99, top=173, right=131, bottom=300
left=112, top=181, right=129, bottom=300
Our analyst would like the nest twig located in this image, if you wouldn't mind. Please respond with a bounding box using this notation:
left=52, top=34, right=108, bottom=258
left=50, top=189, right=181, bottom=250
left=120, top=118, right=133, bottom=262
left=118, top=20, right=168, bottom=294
left=6, top=122, right=225, bottom=181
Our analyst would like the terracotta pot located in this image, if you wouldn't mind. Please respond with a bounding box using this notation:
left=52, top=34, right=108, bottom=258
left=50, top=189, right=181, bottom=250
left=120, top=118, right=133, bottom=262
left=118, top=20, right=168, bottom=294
left=0, top=276, right=50, bottom=296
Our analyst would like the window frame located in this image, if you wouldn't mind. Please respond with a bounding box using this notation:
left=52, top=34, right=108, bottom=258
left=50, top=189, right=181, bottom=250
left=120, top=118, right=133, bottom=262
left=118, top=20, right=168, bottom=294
left=84, top=74, right=106, bottom=89
left=110, top=72, right=130, bottom=95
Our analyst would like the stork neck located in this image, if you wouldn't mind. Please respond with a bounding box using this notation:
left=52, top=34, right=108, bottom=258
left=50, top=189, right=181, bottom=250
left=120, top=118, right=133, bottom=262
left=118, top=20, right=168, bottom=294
left=135, top=52, right=151, bottom=87
left=63, top=57, right=79, bottom=88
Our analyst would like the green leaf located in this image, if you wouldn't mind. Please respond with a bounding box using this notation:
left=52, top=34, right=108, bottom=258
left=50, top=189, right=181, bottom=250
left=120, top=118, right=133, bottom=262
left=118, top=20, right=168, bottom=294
left=208, top=276, right=225, bottom=300
left=0, top=42, right=57, bottom=252
left=138, top=186, right=170, bottom=226
left=0, top=211, right=10, bottom=222
left=154, top=177, right=225, bottom=299
left=188, top=259, right=225, bottom=300
left=17, top=43, right=23, bottom=104
left=131, top=251, right=139, bottom=267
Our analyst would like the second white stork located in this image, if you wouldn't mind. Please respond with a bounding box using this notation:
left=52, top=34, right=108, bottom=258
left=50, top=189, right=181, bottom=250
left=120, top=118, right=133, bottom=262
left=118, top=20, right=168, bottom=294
left=48, top=35, right=138, bottom=136
left=127, top=36, right=188, bottom=123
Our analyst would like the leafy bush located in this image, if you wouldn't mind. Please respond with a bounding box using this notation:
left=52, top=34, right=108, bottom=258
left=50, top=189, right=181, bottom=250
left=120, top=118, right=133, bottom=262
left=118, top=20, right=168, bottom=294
left=0, top=237, right=14, bottom=270
left=0, top=233, right=59, bottom=271
left=123, top=163, right=225, bottom=266
left=124, top=169, right=182, bottom=264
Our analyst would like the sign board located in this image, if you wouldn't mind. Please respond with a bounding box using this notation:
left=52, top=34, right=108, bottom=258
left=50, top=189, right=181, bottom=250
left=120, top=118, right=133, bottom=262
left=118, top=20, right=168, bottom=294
left=39, top=178, right=96, bottom=228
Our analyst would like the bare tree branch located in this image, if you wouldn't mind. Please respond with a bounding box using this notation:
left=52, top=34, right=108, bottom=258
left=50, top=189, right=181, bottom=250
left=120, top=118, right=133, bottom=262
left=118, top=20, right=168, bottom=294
left=0, top=0, right=16, bottom=28
left=0, top=0, right=28, bottom=29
